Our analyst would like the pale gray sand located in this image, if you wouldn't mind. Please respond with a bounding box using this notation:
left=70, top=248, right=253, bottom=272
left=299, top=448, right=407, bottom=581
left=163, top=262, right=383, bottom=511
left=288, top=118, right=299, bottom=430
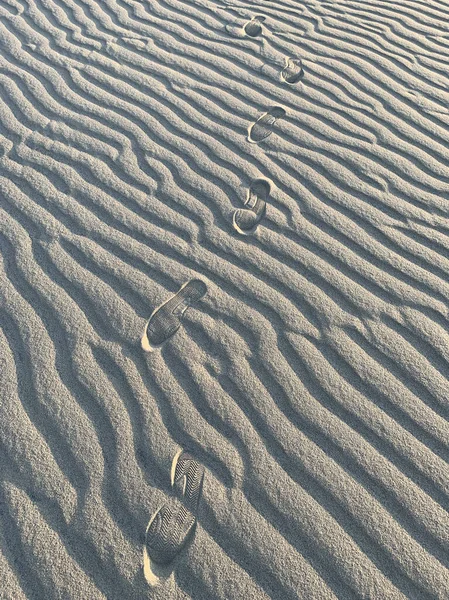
left=1, top=0, right=449, bottom=598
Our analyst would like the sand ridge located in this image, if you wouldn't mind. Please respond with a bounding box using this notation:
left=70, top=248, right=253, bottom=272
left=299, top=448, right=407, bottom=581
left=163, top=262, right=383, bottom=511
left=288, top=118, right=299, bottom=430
left=1, top=0, right=449, bottom=598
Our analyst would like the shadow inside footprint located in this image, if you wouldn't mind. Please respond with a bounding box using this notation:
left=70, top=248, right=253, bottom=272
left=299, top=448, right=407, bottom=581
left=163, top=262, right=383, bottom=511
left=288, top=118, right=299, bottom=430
left=281, top=58, right=304, bottom=84
left=248, top=107, right=286, bottom=143
left=144, top=498, right=196, bottom=587
left=141, top=279, right=207, bottom=351
left=171, top=450, right=205, bottom=513
left=243, top=15, right=266, bottom=37
left=233, top=178, right=270, bottom=235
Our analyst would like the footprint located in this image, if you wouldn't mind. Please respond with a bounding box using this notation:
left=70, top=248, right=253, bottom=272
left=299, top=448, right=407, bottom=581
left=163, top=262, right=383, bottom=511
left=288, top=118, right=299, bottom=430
left=171, top=450, right=205, bottom=513
left=247, top=107, right=286, bottom=143
left=141, top=279, right=207, bottom=351
left=281, top=58, right=304, bottom=84
left=233, top=178, right=270, bottom=235
left=243, top=15, right=265, bottom=37
left=144, top=452, right=206, bottom=585
left=144, top=499, right=196, bottom=570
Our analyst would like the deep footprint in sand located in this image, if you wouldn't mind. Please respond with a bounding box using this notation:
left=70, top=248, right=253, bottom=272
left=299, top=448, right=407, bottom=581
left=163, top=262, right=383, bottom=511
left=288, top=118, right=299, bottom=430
left=171, top=449, right=205, bottom=513
left=281, top=58, right=304, bottom=84
left=143, top=499, right=196, bottom=584
left=244, top=15, right=265, bottom=37
left=143, top=452, right=205, bottom=585
left=141, top=280, right=207, bottom=351
left=233, top=178, right=270, bottom=234
left=248, top=107, right=286, bottom=143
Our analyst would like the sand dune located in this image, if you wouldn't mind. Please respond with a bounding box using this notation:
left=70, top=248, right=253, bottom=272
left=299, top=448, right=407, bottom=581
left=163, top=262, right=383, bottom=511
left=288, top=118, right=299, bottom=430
left=1, top=0, right=449, bottom=597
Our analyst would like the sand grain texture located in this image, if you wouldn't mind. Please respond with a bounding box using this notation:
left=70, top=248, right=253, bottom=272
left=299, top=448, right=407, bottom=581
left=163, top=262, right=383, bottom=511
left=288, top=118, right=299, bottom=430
left=1, top=0, right=449, bottom=598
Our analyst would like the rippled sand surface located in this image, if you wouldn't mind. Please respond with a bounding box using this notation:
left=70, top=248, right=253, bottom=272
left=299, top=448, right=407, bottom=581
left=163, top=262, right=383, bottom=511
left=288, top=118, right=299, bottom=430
left=1, top=0, right=449, bottom=598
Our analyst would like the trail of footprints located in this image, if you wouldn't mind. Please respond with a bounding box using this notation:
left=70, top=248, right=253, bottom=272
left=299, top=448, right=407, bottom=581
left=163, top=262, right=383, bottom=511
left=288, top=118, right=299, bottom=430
left=2, top=0, right=444, bottom=593
left=140, top=13, right=304, bottom=586
left=141, top=15, right=299, bottom=349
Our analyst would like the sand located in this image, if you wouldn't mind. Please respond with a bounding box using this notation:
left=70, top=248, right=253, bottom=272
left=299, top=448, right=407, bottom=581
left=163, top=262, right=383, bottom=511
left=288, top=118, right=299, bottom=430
left=1, top=0, right=449, bottom=597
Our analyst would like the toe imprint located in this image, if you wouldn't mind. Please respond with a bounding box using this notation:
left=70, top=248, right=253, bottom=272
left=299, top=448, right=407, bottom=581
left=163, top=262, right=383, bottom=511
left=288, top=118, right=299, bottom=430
left=246, top=179, right=270, bottom=208
left=171, top=450, right=205, bottom=513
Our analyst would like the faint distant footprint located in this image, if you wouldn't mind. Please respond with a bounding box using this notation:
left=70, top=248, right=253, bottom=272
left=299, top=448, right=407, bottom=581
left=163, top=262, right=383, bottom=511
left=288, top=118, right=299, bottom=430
left=233, top=179, right=270, bottom=235
left=171, top=449, right=205, bottom=512
left=248, top=107, right=286, bottom=143
left=281, top=58, right=304, bottom=84
left=244, top=15, right=265, bottom=37
left=141, top=280, right=207, bottom=351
